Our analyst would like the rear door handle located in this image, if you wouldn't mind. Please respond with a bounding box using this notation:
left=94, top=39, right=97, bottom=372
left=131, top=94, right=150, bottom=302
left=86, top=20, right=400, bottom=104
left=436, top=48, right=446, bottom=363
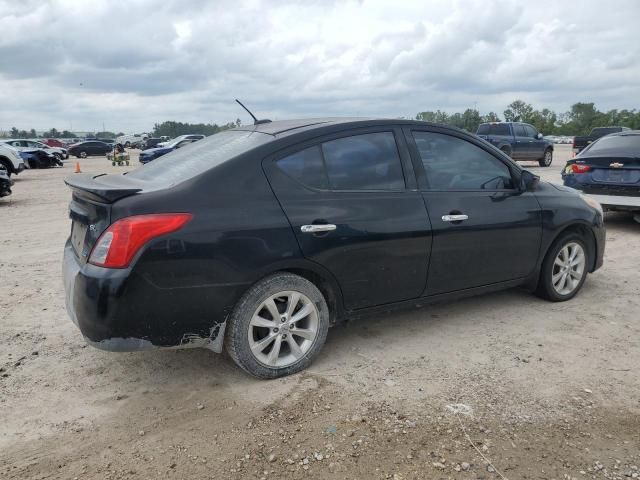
left=442, top=214, right=468, bottom=222
left=301, top=224, right=337, bottom=233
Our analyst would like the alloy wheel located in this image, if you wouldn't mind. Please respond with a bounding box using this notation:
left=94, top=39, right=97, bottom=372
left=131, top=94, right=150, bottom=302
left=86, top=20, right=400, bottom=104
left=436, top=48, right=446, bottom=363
left=544, top=150, right=552, bottom=166
left=80, top=151, right=87, bottom=158
left=551, top=242, right=585, bottom=295
left=248, top=291, right=319, bottom=368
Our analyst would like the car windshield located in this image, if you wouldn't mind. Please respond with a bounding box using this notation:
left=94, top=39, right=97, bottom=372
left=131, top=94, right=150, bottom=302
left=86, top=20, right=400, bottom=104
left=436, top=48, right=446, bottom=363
left=127, top=130, right=271, bottom=184
left=584, top=134, right=640, bottom=155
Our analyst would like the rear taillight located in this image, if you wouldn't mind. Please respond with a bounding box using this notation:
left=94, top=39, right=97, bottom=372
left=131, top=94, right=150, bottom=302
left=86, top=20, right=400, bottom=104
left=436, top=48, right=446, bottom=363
left=571, top=164, right=591, bottom=174
left=88, top=213, right=192, bottom=268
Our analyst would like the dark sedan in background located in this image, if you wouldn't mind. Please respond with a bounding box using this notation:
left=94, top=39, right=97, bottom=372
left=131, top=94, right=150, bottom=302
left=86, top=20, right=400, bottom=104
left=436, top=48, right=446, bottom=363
left=68, top=141, right=113, bottom=158
left=562, top=130, right=640, bottom=221
left=138, top=138, right=197, bottom=164
left=64, top=118, right=605, bottom=378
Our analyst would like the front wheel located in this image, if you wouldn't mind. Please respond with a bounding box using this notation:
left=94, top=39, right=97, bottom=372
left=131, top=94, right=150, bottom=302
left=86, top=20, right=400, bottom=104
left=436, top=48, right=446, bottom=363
left=536, top=233, right=589, bottom=302
left=79, top=151, right=87, bottom=159
left=539, top=149, right=553, bottom=167
left=225, top=273, right=330, bottom=378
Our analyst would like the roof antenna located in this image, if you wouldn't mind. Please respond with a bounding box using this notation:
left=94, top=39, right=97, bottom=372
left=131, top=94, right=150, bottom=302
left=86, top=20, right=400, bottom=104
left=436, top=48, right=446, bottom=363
left=235, top=99, right=272, bottom=125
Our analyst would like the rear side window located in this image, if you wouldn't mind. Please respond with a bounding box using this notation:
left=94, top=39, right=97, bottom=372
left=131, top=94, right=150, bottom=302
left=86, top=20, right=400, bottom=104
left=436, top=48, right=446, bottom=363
left=413, top=131, right=514, bottom=190
left=321, top=132, right=405, bottom=191
left=276, top=132, right=405, bottom=191
left=477, top=124, right=510, bottom=136
left=276, top=146, right=328, bottom=189
left=514, top=125, right=527, bottom=137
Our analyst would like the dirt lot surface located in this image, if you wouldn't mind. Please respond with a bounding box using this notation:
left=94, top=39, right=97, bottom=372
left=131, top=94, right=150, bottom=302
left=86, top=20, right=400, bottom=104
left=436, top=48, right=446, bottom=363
left=1, top=145, right=639, bottom=480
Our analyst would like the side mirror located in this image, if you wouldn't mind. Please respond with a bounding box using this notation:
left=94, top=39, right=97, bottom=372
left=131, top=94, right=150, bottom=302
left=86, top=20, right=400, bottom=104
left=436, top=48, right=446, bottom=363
left=536, top=133, right=543, bottom=140
left=520, top=170, right=540, bottom=191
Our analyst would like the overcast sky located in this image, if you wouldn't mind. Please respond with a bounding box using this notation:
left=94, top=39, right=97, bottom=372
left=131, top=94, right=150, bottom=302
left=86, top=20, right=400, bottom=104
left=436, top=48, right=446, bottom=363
left=1, top=0, right=638, bottom=133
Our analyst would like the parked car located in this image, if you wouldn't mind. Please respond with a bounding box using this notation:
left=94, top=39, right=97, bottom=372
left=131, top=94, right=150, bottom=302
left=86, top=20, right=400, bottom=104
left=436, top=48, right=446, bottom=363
left=0, top=165, right=13, bottom=197
left=572, top=127, right=631, bottom=154
left=1, top=139, right=69, bottom=160
left=138, top=138, right=197, bottom=164
left=63, top=118, right=605, bottom=378
left=42, top=138, right=67, bottom=148
left=157, top=134, right=205, bottom=147
left=115, top=134, right=148, bottom=148
left=68, top=141, right=113, bottom=158
left=19, top=149, right=63, bottom=168
left=562, top=130, right=640, bottom=222
left=0, top=143, right=26, bottom=177
left=476, top=122, right=554, bottom=167
left=142, top=138, right=164, bottom=150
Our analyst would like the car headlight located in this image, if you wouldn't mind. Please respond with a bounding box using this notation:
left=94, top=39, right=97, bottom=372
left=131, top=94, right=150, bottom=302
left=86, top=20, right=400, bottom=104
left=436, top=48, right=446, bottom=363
left=580, top=194, right=603, bottom=215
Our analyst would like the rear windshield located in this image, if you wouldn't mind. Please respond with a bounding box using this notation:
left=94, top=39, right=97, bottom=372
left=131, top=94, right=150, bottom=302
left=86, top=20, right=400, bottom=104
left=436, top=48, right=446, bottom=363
left=584, top=135, right=640, bottom=154
left=476, top=123, right=510, bottom=135
left=127, top=130, right=271, bottom=184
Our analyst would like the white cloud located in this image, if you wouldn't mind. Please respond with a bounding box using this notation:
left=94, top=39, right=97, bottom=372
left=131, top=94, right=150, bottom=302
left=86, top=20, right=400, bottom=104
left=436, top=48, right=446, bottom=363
left=0, top=0, right=638, bottom=133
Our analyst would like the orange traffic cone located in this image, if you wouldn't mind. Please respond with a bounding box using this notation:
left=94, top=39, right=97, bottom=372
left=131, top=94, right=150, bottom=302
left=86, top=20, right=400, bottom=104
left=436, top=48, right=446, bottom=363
left=74, top=161, right=81, bottom=173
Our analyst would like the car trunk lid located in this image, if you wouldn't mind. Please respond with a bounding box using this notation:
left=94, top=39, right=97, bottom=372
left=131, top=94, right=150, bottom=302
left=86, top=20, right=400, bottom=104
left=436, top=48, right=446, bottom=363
left=65, top=173, right=144, bottom=263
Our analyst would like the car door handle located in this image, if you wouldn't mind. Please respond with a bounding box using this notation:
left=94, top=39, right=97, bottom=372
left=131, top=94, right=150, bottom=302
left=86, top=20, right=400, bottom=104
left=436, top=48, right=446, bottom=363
left=442, top=214, right=468, bottom=222
left=301, top=224, right=337, bottom=233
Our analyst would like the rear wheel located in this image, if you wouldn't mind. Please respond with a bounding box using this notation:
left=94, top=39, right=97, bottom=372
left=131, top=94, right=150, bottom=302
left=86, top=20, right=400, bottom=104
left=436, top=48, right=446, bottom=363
left=124, top=142, right=131, bottom=148
left=539, top=148, right=553, bottom=167
left=0, top=159, right=12, bottom=178
left=225, top=273, right=330, bottom=378
left=500, top=147, right=512, bottom=158
left=536, top=232, right=589, bottom=301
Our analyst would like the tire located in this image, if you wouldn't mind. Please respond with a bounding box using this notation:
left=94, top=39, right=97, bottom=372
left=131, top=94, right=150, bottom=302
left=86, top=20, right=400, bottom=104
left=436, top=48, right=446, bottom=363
left=225, top=272, right=330, bottom=379
left=536, top=232, right=590, bottom=302
left=539, top=148, right=553, bottom=167
left=112, top=161, right=116, bottom=166
left=0, top=159, right=12, bottom=178
left=79, top=151, right=87, bottom=159
left=124, top=142, right=131, bottom=148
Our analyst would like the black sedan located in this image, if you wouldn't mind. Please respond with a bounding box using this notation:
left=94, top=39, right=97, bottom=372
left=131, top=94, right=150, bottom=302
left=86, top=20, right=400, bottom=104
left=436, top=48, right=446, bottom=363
left=562, top=130, right=640, bottom=221
left=68, top=141, right=113, bottom=158
left=63, top=118, right=605, bottom=378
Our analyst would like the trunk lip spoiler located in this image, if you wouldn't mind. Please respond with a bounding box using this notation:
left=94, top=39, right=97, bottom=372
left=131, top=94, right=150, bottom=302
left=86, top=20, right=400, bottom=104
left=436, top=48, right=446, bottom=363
left=64, top=173, right=143, bottom=203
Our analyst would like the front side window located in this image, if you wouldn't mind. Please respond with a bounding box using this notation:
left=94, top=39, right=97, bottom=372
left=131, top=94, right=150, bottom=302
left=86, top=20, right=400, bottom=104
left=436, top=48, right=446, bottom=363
left=524, top=125, right=537, bottom=138
left=321, top=132, right=405, bottom=191
left=412, top=131, right=514, bottom=190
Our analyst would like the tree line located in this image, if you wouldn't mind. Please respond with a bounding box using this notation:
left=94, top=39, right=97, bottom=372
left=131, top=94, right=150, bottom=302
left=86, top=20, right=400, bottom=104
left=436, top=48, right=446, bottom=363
left=0, top=120, right=242, bottom=139
left=416, top=100, right=640, bottom=136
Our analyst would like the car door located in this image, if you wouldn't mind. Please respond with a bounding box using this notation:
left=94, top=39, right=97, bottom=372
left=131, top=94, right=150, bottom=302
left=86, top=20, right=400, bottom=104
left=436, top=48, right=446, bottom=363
left=405, top=127, right=541, bottom=295
left=512, top=124, right=531, bottom=159
left=525, top=124, right=545, bottom=159
left=264, top=128, right=432, bottom=310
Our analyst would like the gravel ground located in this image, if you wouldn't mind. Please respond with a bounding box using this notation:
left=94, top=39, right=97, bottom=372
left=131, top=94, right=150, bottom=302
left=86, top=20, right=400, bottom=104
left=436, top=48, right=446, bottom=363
left=1, top=145, right=639, bottom=479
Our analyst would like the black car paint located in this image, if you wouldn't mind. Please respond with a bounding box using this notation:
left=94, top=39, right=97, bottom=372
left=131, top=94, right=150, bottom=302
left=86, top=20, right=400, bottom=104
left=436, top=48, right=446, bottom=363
left=63, top=119, right=605, bottom=352
left=68, top=141, right=113, bottom=157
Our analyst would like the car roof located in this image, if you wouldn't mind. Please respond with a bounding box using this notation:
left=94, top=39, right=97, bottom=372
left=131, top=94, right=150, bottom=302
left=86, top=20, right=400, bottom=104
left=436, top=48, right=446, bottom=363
left=232, top=117, right=457, bottom=138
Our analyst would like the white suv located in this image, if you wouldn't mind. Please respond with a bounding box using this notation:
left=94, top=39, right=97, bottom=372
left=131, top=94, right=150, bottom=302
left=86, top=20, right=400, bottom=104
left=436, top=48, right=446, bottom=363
left=1, top=139, right=69, bottom=160
left=0, top=144, right=26, bottom=177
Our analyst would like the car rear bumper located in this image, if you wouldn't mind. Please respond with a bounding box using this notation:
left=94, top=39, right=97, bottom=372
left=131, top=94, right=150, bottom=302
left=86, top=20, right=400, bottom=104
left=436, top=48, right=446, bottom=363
left=584, top=193, right=640, bottom=210
left=63, top=241, right=226, bottom=352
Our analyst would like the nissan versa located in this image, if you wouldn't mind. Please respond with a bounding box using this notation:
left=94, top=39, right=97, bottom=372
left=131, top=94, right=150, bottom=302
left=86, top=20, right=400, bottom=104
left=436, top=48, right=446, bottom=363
left=63, top=119, right=605, bottom=378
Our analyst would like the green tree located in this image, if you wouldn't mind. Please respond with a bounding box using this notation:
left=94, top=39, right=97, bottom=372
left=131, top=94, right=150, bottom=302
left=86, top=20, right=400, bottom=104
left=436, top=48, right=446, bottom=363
left=503, top=100, right=534, bottom=122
